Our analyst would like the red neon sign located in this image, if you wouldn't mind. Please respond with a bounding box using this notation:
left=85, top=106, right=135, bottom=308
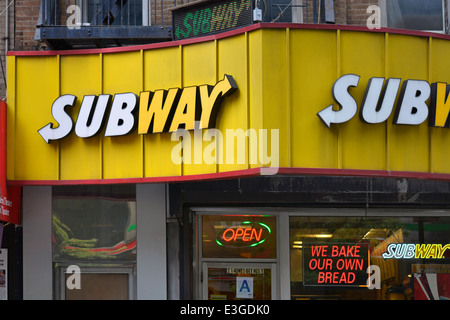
left=222, top=227, right=263, bottom=242
left=216, top=221, right=272, bottom=248
left=303, top=243, right=370, bottom=287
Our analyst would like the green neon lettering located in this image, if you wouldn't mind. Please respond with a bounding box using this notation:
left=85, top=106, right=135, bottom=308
left=232, top=0, right=250, bottom=27
left=221, top=3, right=233, bottom=30
left=192, top=10, right=202, bottom=36
left=175, top=12, right=193, bottom=39
left=202, top=8, right=211, bottom=34
left=210, top=4, right=224, bottom=32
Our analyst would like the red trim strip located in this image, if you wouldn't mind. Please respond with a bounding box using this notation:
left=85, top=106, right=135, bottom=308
left=6, top=167, right=450, bottom=186
left=8, top=23, right=450, bottom=57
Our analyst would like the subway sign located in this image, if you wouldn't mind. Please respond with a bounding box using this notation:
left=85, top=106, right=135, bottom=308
left=172, top=0, right=252, bottom=41
left=38, top=75, right=237, bottom=143
left=382, top=243, right=450, bottom=259
left=317, top=74, right=450, bottom=128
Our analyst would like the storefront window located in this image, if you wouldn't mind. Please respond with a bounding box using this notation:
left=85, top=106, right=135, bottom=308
left=52, top=184, right=136, bottom=299
left=386, top=0, right=445, bottom=32
left=53, top=184, right=136, bottom=262
left=202, top=215, right=277, bottom=259
left=290, top=216, right=450, bottom=300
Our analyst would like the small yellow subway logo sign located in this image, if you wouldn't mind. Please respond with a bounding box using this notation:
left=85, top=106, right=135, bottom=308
left=382, top=243, right=450, bottom=259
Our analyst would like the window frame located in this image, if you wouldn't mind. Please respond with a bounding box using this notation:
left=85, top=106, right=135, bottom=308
left=55, top=264, right=136, bottom=300
left=379, top=0, right=448, bottom=34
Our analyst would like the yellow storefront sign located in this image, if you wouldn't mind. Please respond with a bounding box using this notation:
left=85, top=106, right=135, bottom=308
left=6, top=25, right=450, bottom=183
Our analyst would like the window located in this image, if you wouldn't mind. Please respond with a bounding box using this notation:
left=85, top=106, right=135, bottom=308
left=52, top=184, right=136, bottom=300
left=201, top=215, right=277, bottom=259
left=382, top=0, right=446, bottom=33
left=290, top=216, right=450, bottom=300
left=86, top=0, right=144, bottom=26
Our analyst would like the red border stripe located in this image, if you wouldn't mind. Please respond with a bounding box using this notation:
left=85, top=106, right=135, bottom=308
left=6, top=167, right=450, bottom=186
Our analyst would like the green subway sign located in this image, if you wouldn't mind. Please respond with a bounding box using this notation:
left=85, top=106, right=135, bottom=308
left=172, top=0, right=253, bottom=40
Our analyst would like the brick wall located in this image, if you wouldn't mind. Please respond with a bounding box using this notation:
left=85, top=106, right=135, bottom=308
left=345, top=0, right=379, bottom=26
left=15, top=0, right=41, bottom=51
left=303, top=0, right=379, bottom=26
left=0, top=0, right=15, bottom=99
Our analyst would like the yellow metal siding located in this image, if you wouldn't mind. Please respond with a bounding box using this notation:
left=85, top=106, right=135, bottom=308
left=289, top=29, right=339, bottom=169
left=143, top=46, right=183, bottom=178
left=339, top=31, right=386, bottom=171
left=429, top=38, right=450, bottom=174
left=14, top=56, right=60, bottom=180
left=388, top=34, right=430, bottom=173
left=6, top=27, right=450, bottom=182
left=102, top=51, right=143, bottom=179
left=59, top=54, right=102, bottom=180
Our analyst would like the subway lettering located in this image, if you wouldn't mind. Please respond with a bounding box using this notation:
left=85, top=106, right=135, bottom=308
left=317, top=74, right=450, bottom=128
left=38, top=75, right=237, bottom=143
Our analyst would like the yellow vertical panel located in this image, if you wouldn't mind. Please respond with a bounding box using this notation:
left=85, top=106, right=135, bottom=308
left=388, top=34, right=429, bottom=172
left=217, top=33, right=249, bottom=173
left=6, top=56, right=16, bottom=180
left=340, top=31, right=387, bottom=170
left=289, top=29, right=338, bottom=169
left=102, top=51, right=143, bottom=179
left=14, top=56, right=60, bottom=180
left=429, top=38, right=450, bottom=174
left=247, top=29, right=264, bottom=169
left=260, top=29, right=289, bottom=169
left=59, top=54, right=102, bottom=180
left=182, top=41, right=217, bottom=175
left=143, top=46, right=182, bottom=177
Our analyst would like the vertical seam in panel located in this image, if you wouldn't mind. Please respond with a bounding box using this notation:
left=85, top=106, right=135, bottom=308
left=385, top=32, right=391, bottom=172
left=141, top=49, right=145, bottom=178
left=336, top=29, right=342, bottom=169
left=428, top=37, right=433, bottom=174
left=99, top=53, right=104, bottom=180
left=180, top=45, right=184, bottom=177
left=56, top=55, right=61, bottom=181
left=214, top=39, right=219, bottom=174
left=285, top=28, right=291, bottom=167
left=245, top=32, right=250, bottom=169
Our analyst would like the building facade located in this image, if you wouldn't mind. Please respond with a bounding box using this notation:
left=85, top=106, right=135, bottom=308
left=1, top=0, right=450, bottom=300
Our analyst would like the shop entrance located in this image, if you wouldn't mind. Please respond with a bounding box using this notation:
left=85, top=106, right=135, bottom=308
left=202, top=262, right=276, bottom=300
left=195, top=212, right=278, bottom=300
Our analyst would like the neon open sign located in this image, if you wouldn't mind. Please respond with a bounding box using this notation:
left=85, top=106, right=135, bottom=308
left=216, top=221, right=272, bottom=248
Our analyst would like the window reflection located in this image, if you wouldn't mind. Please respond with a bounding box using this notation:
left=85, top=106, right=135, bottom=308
left=290, top=216, right=450, bottom=300
left=52, top=185, right=136, bottom=262
left=387, top=0, right=444, bottom=32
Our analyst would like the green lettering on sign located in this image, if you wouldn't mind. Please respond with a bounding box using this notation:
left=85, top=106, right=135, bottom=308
left=173, top=0, right=252, bottom=40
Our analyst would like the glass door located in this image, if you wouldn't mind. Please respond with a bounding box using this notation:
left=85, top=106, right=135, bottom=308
left=202, top=262, right=277, bottom=300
